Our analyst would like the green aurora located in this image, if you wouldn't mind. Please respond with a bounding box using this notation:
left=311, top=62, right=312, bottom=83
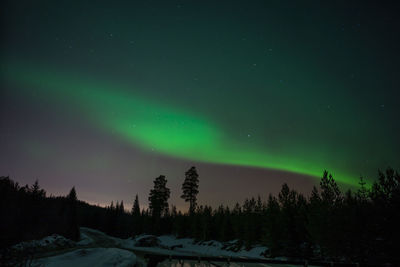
left=2, top=1, right=399, bottom=198
left=4, top=63, right=367, bottom=185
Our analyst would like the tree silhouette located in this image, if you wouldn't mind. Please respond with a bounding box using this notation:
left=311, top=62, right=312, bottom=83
left=119, top=201, right=124, bottom=214
left=320, top=170, right=342, bottom=205
left=66, top=186, right=79, bottom=241
left=181, top=166, right=200, bottom=215
left=149, top=175, right=170, bottom=218
left=30, top=179, right=46, bottom=199
left=132, top=194, right=140, bottom=217
left=67, top=186, right=77, bottom=201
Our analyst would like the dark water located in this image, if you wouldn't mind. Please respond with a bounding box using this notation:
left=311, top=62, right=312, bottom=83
left=157, top=260, right=300, bottom=267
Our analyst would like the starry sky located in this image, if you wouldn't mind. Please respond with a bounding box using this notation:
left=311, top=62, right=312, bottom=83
left=1, top=1, right=399, bottom=210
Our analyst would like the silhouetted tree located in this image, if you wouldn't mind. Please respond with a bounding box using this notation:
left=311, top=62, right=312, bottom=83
left=320, top=170, right=342, bottom=205
left=181, top=166, right=199, bottom=215
left=132, top=194, right=140, bottom=216
left=149, top=175, right=170, bottom=234
left=67, top=186, right=77, bottom=201
left=369, top=168, right=400, bottom=262
left=119, top=200, right=125, bottom=213
left=149, top=175, right=170, bottom=218
left=66, top=187, right=79, bottom=241
left=30, top=179, right=46, bottom=198
left=263, top=193, right=282, bottom=256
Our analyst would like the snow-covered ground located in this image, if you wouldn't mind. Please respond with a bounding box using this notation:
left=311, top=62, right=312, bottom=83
left=10, top=228, right=271, bottom=266
left=147, top=235, right=268, bottom=259
left=12, top=234, right=75, bottom=252
left=115, top=233, right=268, bottom=259
left=77, top=232, right=94, bottom=246
left=77, top=228, right=269, bottom=259
left=32, top=248, right=136, bottom=267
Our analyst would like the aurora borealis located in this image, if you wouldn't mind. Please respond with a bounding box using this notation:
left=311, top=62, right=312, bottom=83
left=1, top=1, right=399, bottom=209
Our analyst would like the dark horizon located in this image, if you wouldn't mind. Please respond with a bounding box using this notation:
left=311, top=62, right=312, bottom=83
left=2, top=163, right=320, bottom=212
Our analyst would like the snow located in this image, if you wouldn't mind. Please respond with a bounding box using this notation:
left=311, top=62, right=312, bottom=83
left=146, top=235, right=268, bottom=259
left=237, top=246, right=269, bottom=258
left=10, top=227, right=269, bottom=266
left=77, top=232, right=94, bottom=246
left=80, top=227, right=122, bottom=245
left=33, top=248, right=136, bottom=267
left=12, top=234, right=75, bottom=251
left=79, top=227, right=267, bottom=259
left=115, top=233, right=269, bottom=259
left=174, top=242, right=267, bottom=258
left=135, top=234, right=157, bottom=241
left=80, top=227, right=106, bottom=235
left=158, top=235, right=195, bottom=248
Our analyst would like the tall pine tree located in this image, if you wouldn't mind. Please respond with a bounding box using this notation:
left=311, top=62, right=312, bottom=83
left=181, top=166, right=199, bottom=215
left=148, top=175, right=170, bottom=218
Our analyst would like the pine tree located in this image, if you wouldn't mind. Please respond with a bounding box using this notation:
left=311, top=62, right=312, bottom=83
left=357, top=176, right=369, bottom=202
left=181, top=166, right=199, bottom=215
left=263, top=194, right=282, bottom=256
left=30, top=179, right=46, bottom=198
left=110, top=201, right=114, bottom=210
left=148, top=175, right=170, bottom=218
left=132, top=194, right=140, bottom=216
left=312, top=171, right=343, bottom=257
left=131, top=194, right=142, bottom=236
left=67, top=186, right=77, bottom=201
left=310, top=185, right=321, bottom=204
left=255, top=195, right=263, bottom=214
left=120, top=200, right=124, bottom=214
left=66, top=186, right=79, bottom=241
left=116, top=201, right=120, bottom=214
left=320, top=170, right=342, bottom=205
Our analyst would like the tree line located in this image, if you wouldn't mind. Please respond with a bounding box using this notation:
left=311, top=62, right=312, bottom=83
left=0, top=178, right=79, bottom=249
left=1, top=166, right=399, bottom=264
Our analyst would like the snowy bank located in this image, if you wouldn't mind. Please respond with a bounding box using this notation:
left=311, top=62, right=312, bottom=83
left=12, top=234, right=75, bottom=252
left=77, top=232, right=94, bottom=246
left=157, top=236, right=268, bottom=259
left=117, top=233, right=269, bottom=259
left=32, top=248, right=136, bottom=267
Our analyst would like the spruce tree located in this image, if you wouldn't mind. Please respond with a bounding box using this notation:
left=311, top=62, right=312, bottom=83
left=120, top=200, right=124, bottom=214
left=66, top=186, right=79, bottom=241
left=131, top=194, right=142, bottom=235
left=320, top=170, right=342, bottom=205
left=148, top=175, right=170, bottom=218
left=181, top=166, right=199, bottom=215
left=357, top=177, right=369, bottom=202
left=132, top=194, right=140, bottom=216
left=67, top=186, right=77, bottom=201
left=31, top=179, right=46, bottom=198
left=116, top=201, right=120, bottom=215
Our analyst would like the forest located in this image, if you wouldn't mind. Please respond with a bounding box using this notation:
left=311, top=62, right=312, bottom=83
left=0, top=167, right=399, bottom=264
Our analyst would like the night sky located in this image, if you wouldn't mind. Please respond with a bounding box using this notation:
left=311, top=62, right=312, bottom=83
left=1, top=1, right=399, bottom=210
